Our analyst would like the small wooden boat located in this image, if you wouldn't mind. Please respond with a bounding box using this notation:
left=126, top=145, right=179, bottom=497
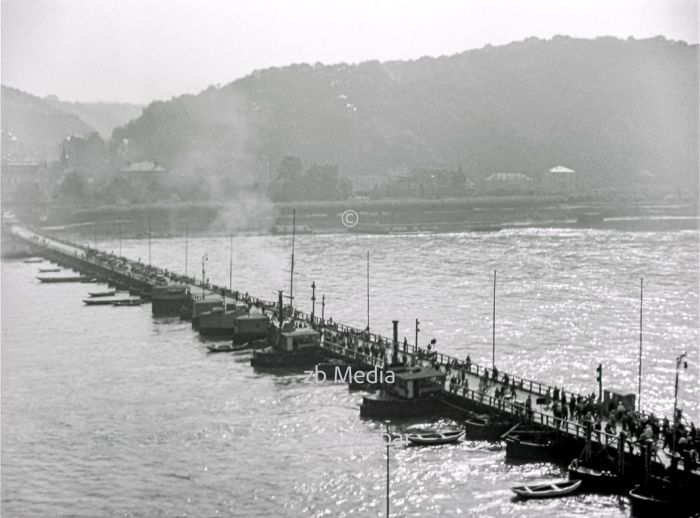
left=113, top=299, right=142, bottom=306
left=207, top=343, right=238, bottom=353
left=89, top=290, right=117, bottom=297
left=504, top=433, right=559, bottom=461
left=23, top=258, right=44, bottom=263
left=567, top=459, right=624, bottom=493
left=38, top=267, right=60, bottom=273
left=628, top=485, right=671, bottom=517
left=83, top=298, right=118, bottom=306
left=464, top=414, right=513, bottom=441
left=407, top=429, right=465, bottom=446
left=511, top=479, right=581, bottom=499
left=37, top=275, right=89, bottom=283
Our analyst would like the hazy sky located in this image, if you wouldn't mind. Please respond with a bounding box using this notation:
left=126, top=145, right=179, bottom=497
left=1, top=0, right=697, bottom=104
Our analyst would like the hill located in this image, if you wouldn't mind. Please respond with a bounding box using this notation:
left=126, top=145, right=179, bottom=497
left=1, top=85, right=95, bottom=160
left=43, top=95, right=143, bottom=138
left=114, top=36, right=699, bottom=190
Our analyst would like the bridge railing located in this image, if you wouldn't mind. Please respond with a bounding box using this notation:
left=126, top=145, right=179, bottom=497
left=455, top=386, right=622, bottom=450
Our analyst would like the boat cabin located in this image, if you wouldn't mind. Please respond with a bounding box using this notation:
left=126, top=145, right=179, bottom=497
left=274, top=328, right=320, bottom=352
left=233, top=314, right=270, bottom=335
left=151, top=284, right=190, bottom=300
left=192, top=296, right=223, bottom=318
left=386, top=366, right=445, bottom=400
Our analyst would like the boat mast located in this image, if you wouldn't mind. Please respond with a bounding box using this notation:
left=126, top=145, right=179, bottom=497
left=492, top=269, right=497, bottom=369
left=118, top=221, right=122, bottom=257
left=184, top=224, right=188, bottom=276
left=366, top=250, right=370, bottom=332
left=201, top=254, right=207, bottom=299
left=638, top=277, right=643, bottom=412
left=290, top=209, right=295, bottom=306
left=229, top=232, right=233, bottom=291
left=148, top=215, right=152, bottom=268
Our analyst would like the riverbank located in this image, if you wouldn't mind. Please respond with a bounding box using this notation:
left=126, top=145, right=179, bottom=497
left=35, top=196, right=699, bottom=240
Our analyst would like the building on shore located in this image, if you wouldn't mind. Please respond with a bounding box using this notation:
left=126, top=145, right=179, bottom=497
left=384, top=168, right=472, bottom=198
left=481, top=172, right=534, bottom=195
left=119, top=161, right=168, bottom=191
left=541, top=165, right=576, bottom=194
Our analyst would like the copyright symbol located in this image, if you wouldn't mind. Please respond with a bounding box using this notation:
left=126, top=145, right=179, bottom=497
left=341, top=210, right=359, bottom=228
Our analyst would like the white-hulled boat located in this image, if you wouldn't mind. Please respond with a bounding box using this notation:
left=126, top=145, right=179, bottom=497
left=511, top=479, right=581, bottom=499
left=407, top=429, right=465, bottom=446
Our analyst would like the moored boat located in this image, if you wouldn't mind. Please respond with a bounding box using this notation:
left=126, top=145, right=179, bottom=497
left=511, top=479, right=581, bottom=499
left=232, top=313, right=271, bottom=343
left=38, top=267, right=60, bottom=273
left=37, top=275, right=89, bottom=283
left=198, top=302, right=249, bottom=336
left=152, top=284, right=191, bottom=317
left=567, top=459, right=624, bottom=493
left=113, top=298, right=143, bottom=306
left=407, top=429, right=465, bottom=446
left=83, top=298, right=120, bottom=306
left=504, top=432, right=561, bottom=462
left=250, top=292, right=325, bottom=369
left=464, top=414, right=514, bottom=441
left=206, top=343, right=238, bottom=353
left=360, top=320, right=447, bottom=419
left=189, top=295, right=224, bottom=328
left=628, top=484, right=672, bottom=518
left=251, top=327, right=323, bottom=368
left=359, top=366, right=447, bottom=418
left=23, top=258, right=44, bottom=263
left=89, top=290, right=117, bottom=297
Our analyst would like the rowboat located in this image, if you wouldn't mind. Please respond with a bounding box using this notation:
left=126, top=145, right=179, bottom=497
left=207, top=343, right=239, bottom=353
left=628, top=485, right=671, bottom=517
left=38, top=267, right=60, bottom=273
left=23, top=258, right=44, bottom=263
left=511, top=479, right=581, bottom=499
left=83, top=298, right=118, bottom=306
left=89, top=290, right=117, bottom=297
left=407, top=429, right=465, bottom=446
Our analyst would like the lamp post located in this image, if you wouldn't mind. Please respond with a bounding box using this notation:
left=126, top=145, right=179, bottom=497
left=385, top=420, right=391, bottom=517
left=311, top=281, right=316, bottom=323
left=321, top=294, right=325, bottom=322
left=672, top=351, right=688, bottom=457
left=201, top=254, right=208, bottom=299
left=415, top=318, right=420, bottom=353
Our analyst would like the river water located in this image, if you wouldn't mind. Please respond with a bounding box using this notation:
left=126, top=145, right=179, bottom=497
left=2, top=228, right=698, bottom=517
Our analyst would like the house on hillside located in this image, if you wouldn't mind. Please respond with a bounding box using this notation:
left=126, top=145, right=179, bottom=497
left=481, top=173, right=534, bottom=195
left=117, top=161, right=171, bottom=202
left=541, top=165, right=576, bottom=194
left=384, top=168, right=472, bottom=198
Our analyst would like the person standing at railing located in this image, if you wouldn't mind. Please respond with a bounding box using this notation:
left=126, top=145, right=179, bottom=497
left=525, top=394, right=533, bottom=421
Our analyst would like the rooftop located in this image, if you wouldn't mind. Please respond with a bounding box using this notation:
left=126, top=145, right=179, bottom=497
left=549, top=165, right=575, bottom=174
